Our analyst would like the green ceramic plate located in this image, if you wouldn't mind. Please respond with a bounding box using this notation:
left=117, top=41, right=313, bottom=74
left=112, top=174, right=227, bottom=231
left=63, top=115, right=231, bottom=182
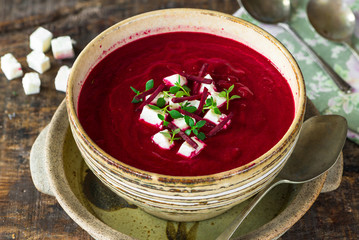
left=31, top=100, right=341, bottom=240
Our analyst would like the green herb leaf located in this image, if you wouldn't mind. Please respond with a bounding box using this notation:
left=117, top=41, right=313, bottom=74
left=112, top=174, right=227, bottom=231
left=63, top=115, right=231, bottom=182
left=184, top=115, right=191, bottom=126
left=218, top=91, right=226, bottom=98
left=149, top=105, right=161, bottom=110
left=130, top=86, right=140, bottom=94
left=185, top=129, right=191, bottom=136
left=196, top=120, right=206, bottom=128
left=170, top=86, right=180, bottom=94
left=169, top=110, right=183, bottom=119
left=187, top=117, right=195, bottom=127
left=193, top=129, right=199, bottom=135
left=161, top=131, right=171, bottom=138
left=157, top=114, right=165, bottom=121
left=157, top=97, right=166, bottom=108
left=197, top=132, right=206, bottom=140
left=145, top=79, right=154, bottom=91
left=182, top=106, right=197, bottom=113
left=230, top=95, right=241, bottom=100
left=228, top=84, right=234, bottom=93
left=176, top=91, right=186, bottom=98
left=173, top=128, right=181, bottom=134
left=214, top=107, right=221, bottom=115
left=132, top=97, right=141, bottom=103
left=183, top=85, right=191, bottom=94
left=163, top=121, right=169, bottom=127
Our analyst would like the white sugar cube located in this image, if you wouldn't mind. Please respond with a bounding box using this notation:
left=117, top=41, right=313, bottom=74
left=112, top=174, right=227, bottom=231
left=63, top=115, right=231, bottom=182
left=151, top=129, right=174, bottom=150
left=51, top=36, right=75, bottom=59
left=163, top=74, right=187, bottom=86
left=199, top=74, right=217, bottom=94
left=210, top=91, right=226, bottom=107
left=55, top=65, right=71, bottom=92
left=172, top=117, right=195, bottom=130
left=22, top=72, right=41, bottom=95
left=139, top=105, right=166, bottom=128
left=30, top=27, right=53, bottom=52
left=26, top=50, right=51, bottom=74
left=177, top=137, right=206, bottom=158
left=1, top=53, right=23, bottom=80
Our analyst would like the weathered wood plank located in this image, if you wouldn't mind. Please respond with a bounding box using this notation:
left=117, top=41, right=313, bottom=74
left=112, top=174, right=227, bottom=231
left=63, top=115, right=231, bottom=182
left=1, top=0, right=358, bottom=239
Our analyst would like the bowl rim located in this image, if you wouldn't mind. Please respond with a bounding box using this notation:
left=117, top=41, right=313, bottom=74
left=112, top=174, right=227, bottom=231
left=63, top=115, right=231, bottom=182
left=66, top=8, right=306, bottom=181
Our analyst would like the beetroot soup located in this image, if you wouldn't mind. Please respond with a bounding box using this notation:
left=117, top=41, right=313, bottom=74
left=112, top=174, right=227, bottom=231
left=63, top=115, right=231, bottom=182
left=77, top=32, right=295, bottom=176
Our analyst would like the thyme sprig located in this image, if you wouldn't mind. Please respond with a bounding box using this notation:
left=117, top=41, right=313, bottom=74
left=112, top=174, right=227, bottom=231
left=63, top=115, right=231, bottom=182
left=218, top=84, right=241, bottom=110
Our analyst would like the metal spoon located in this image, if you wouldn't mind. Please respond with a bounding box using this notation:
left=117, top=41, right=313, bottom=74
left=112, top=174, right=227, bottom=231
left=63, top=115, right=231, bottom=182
left=216, top=115, right=348, bottom=240
left=238, top=0, right=353, bottom=93
left=307, top=0, right=359, bottom=58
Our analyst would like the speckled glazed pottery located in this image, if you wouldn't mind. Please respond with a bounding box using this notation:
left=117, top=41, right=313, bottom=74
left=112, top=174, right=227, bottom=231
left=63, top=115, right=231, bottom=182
left=66, top=9, right=306, bottom=221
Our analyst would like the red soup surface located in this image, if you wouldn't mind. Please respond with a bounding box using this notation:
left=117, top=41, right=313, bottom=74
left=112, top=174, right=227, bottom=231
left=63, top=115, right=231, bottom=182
left=78, top=32, right=295, bottom=176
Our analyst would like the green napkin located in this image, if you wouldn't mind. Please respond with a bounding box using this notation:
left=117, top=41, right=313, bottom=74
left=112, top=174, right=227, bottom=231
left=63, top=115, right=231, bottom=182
left=234, top=0, right=359, bottom=144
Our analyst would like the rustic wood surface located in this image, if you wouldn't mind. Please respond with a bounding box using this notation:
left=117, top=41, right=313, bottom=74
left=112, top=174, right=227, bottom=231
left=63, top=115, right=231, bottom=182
left=0, top=0, right=358, bottom=239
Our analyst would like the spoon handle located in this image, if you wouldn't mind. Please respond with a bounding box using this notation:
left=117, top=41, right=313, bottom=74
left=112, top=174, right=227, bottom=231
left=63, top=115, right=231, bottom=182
left=216, top=179, right=286, bottom=240
left=278, top=22, right=352, bottom=94
left=343, top=40, right=359, bottom=62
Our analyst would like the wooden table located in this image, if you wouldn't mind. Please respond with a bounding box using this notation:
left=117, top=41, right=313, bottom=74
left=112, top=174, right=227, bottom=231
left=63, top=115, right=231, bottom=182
left=0, top=0, right=358, bottom=239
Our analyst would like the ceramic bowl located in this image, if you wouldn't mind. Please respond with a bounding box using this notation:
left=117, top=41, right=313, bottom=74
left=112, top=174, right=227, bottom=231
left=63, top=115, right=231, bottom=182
left=66, top=9, right=306, bottom=221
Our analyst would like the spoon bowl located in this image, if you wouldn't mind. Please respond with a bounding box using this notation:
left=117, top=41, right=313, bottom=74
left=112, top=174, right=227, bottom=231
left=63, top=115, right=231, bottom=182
left=307, top=0, right=356, bottom=45
left=238, top=0, right=353, bottom=93
left=216, top=115, right=348, bottom=240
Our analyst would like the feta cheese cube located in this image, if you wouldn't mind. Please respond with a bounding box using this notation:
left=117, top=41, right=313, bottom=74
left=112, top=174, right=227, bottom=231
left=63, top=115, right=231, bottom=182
left=163, top=74, right=187, bottom=86
left=187, top=100, right=200, bottom=109
left=168, top=94, right=181, bottom=109
left=203, top=109, right=231, bottom=129
left=177, top=137, right=206, bottom=158
left=210, top=91, right=226, bottom=107
left=139, top=105, right=166, bottom=128
left=172, top=117, right=195, bottom=130
left=51, top=36, right=75, bottom=59
left=22, top=72, right=41, bottom=95
left=55, top=65, right=71, bottom=92
left=26, top=50, right=51, bottom=74
left=0, top=53, right=23, bottom=80
left=199, top=74, right=217, bottom=93
left=146, top=92, right=169, bottom=105
left=204, top=109, right=226, bottom=125
left=151, top=129, right=174, bottom=150
left=29, top=27, right=53, bottom=52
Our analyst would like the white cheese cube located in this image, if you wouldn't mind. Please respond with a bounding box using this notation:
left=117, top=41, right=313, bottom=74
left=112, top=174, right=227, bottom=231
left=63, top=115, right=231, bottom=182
left=210, top=91, right=226, bottom=107
left=139, top=105, right=166, bottom=128
left=29, top=27, right=53, bottom=52
left=0, top=53, right=23, bottom=80
left=177, top=137, right=206, bottom=158
left=204, top=110, right=226, bottom=125
left=168, top=94, right=181, bottom=109
left=151, top=129, right=174, bottom=150
left=22, top=72, right=41, bottom=95
left=172, top=117, right=195, bottom=130
left=199, top=74, right=217, bottom=94
left=203, top=110, right=231, bottom=129
left=163, top=74, right=187, bottom=86
left=26, top=50, right=51, bottom=74
left=146, top=92, right=169, bottom=105
left=51, top=36, right=75, bottom=59
left=187, top=100, right=200, bottom=109
left=55, top=65, right=71, bottom=92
